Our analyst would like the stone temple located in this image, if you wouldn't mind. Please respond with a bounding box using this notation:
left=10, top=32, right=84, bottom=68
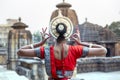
left=50, top=0, right=79, bottom=27
left=7, top=18, right=32, bottom=70
left=0, top=0, right=120, bottom=80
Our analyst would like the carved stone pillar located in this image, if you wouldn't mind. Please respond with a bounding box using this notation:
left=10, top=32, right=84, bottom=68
left=7, top=18, right=32, bottom=70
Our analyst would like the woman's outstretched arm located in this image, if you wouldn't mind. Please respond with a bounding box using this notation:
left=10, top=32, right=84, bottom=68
left=17, top=27, right=50, bottom=57
left=17, top=37, right=49, bottom=57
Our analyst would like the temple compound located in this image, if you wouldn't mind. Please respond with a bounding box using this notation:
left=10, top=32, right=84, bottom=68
left=16, top=1, right=120, bottom=80
left=0, top=0, right=120, bottom=80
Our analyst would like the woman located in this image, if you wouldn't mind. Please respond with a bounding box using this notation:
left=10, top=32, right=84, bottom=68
left=17, top=23, right=107, bottom=80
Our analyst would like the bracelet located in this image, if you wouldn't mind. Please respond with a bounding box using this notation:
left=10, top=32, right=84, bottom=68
left=30, top=44, right=34, bottom=49
left=89, top=43, right=93, bottom=48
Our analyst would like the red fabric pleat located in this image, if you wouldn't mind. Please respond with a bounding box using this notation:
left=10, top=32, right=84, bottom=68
left=50, top=46, right=58, bottom=78
left=61, top=44, right=65, bottom=75
left=40, top=47, right=45, bottom=59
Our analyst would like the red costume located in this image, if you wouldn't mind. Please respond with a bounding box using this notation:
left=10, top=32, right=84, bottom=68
left=35, top=45, right=84, bottom=80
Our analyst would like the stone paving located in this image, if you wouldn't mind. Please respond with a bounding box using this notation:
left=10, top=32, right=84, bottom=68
left=0, top=65, right=28, bottom=80
left=1, top=65, right=120, bottom=80
left=75, top=71, right=120, bottom=80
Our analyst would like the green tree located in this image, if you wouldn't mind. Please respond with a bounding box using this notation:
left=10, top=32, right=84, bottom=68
left=33, top=31, right=41, bottom=43
left=109, top=21, right=120, bottom=37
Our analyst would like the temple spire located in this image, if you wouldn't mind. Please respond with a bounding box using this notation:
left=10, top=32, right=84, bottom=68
left=18, top=17, right=21, bottom=22
left=63, top=0, right=65, bottom=3
left=85, top=18, right=88, bottom=22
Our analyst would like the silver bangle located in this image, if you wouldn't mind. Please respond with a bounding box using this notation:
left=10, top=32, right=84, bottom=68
left=30, top=44, right=34, bottom=49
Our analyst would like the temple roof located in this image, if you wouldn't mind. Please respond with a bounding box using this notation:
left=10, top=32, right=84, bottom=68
left=79, top=20, right=117, bottom=43
left=56, top=0, right=71, bottom=8
left=50, top=0, right=78, bottom=26
left=12, top=18, right=28, bottom=29
left=79, top=21, right=102, bottom=42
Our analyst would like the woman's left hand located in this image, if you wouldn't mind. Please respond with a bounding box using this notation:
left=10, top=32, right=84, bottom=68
left=40, top=27, right=51, bottom=45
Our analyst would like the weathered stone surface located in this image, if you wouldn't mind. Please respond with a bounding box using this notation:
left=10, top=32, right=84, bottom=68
left=0, top=55, right=7, bottom=64
left=16, top=58, right=47, bottom=80
left=0, top=48, right=7, bottom=65
left=7, top=18, right=32, bottom=70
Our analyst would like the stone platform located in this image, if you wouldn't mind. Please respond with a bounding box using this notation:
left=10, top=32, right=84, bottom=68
left=1, top=56, right=120, bottom=80
left=1, top=65, right=120, bottom=80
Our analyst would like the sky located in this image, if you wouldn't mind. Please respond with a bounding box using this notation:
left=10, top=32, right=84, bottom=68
left=0, top=0, right=120, bottom=33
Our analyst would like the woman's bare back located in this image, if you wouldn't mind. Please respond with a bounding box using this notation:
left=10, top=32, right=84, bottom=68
left=54, top=44, right=69, bottom=60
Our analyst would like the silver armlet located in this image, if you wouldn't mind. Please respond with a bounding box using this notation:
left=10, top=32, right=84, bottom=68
left=89, top=43, right=93, bottom=48
left=30, top=44, right=34, bottom=49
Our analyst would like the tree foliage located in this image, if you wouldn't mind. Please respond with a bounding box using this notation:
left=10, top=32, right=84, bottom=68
left=33, top=31, right=41, bottom=43
left=109, top=21, right=120, bottom=36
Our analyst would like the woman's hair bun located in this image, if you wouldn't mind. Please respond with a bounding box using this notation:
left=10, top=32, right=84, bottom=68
left=56, top=23, right=67, bottom=36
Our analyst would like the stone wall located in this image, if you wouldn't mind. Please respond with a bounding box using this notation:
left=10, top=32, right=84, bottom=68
left=0, top=54, right=7, bottom=64
left=0, top=48, right=7, bottom=65
left=16, top=58, right=47, bottom=80
left=16, top=57, right=120, bottom=80
left=115, top=42, right=120, bottom=56
left=77, top=57, right=120, bottom=73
